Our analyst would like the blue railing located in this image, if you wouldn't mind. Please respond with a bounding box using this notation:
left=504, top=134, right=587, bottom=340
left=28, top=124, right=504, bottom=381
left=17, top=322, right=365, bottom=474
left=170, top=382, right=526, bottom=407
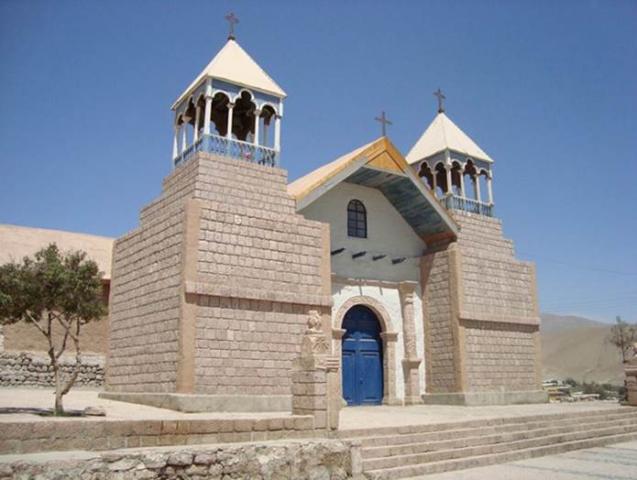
left=442, top=195, right=494, bottom=217
left=174, top=134, right=279, bottom=168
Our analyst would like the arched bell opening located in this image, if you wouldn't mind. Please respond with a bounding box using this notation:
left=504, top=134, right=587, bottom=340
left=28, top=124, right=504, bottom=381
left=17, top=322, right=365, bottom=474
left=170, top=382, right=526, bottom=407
left=463, top=160, right=477, bottom=200
left=231, top=91, right=257, bottom=142
left=478, top=169, right=490, bottom=204
left=419, top=163, right=434, bottom=190
left=259, top=105, right=276, bottom=148
left=210, top=92, right=231, bottom=137
left=451, top=161, right=463, bottom=197
left=194, top=95, right=206, bottom=137
left=434, top=163, right=448, bottom=197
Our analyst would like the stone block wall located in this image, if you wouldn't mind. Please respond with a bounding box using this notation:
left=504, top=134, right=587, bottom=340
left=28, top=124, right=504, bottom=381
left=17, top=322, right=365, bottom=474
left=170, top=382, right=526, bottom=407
left=420, top=210, right=543, bottom=402
left=0, top=351, right=104, bottom=388
left=452, top=210, right=542, bottom=394
left=106, top=153, right=331, bottom=398
left=453, top=211, right=536, bottom=322
left=463, top=320, right=539, bottom=392
left=106, top=160, right=198, bottom=393
left=195, top=298, right=310, bottom=395
left=421, top=248, right=459, bottom=393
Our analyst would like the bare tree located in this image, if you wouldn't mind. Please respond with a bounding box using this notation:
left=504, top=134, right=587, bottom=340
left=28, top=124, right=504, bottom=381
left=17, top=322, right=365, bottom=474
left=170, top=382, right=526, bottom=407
left=608, top=315, right=637, bottom=362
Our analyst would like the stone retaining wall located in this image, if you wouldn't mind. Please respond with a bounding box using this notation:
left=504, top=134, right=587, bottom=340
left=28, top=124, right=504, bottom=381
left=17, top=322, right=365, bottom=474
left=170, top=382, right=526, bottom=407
left=0, top=351, right=104, bottom=388
left=0, top=439, right=353, bottom=480
left=0, top=415, right=317, bottom=455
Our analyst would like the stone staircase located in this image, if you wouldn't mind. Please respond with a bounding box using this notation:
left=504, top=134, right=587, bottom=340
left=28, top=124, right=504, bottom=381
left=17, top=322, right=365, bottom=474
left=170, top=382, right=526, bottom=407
left=339, top=407, right=637, bottom=479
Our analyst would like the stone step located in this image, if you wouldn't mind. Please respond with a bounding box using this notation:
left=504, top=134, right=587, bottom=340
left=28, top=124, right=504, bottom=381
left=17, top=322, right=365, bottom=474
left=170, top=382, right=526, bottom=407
left=367, top=431, right=637, bottom=479
left=362, top=415, right=637, bottom=460
left=363, top=422, right=637, bottom=474
left=338, top=407, right=635, bottom=440
left=358, top=410, right=637, bottom=448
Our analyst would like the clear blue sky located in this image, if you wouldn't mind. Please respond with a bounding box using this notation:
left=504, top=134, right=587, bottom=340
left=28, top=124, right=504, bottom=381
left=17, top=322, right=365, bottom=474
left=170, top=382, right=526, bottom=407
left=1, top=1, right=636, bottom=322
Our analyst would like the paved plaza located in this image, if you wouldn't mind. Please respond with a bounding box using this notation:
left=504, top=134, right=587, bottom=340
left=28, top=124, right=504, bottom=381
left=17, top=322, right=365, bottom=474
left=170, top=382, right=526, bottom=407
left=0, top=388, right=623, bottom=426
left=414, top=440, right=637, bottom=480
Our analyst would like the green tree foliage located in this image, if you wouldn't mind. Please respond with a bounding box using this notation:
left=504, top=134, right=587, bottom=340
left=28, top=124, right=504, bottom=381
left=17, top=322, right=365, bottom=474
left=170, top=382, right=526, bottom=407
left=0, top=244, right=105, bottom=414
left=608, top=315, right=637, bottom=362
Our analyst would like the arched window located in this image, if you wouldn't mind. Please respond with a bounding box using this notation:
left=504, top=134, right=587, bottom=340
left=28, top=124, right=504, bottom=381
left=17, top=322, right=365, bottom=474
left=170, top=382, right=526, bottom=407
left=347, top=199, right=367, bottom=238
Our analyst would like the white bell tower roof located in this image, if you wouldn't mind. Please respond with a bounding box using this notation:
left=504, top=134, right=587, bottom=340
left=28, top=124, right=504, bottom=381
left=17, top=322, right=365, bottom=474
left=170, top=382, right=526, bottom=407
left=172, top=38, right=286, bottom=109
left=406, top=112, right=493, bottom=164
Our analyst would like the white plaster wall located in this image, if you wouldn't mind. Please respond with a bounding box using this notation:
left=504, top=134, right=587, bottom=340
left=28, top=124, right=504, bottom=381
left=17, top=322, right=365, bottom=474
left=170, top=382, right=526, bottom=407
left=332, top=281, right=425, bottom=403
left=300, top=182, right=426, bottom=283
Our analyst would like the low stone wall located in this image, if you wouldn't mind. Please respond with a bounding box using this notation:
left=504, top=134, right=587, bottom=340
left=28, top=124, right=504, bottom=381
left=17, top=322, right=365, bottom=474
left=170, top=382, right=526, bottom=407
left=0, top=351, right=104, bottom=388
left=0, top=415, right=317, bottom=455
left=0, top=439, right=353, bottom=480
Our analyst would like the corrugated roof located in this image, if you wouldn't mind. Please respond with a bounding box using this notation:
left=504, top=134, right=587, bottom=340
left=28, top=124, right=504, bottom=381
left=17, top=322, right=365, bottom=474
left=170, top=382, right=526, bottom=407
left=406, top=112, right=493, bottom=163
left=0, top=224, right=114, bottom=279
left=173, top=38, right=286, bottom=109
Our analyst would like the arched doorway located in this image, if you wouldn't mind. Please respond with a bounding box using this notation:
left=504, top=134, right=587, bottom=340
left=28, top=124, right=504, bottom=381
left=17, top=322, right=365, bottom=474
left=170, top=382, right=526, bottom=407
left=342, top=305, right=383, bottom=406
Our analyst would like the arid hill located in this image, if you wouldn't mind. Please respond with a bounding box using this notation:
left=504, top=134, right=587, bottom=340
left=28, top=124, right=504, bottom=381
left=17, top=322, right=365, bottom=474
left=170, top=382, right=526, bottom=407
left=541, top=313, right=625, bottom=385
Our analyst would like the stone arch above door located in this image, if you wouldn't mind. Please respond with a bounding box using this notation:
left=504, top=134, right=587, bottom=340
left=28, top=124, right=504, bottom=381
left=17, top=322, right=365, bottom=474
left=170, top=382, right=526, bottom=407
left=334, top=295, right=395, bottom=333
left=333, top=295, right=400, bottom=405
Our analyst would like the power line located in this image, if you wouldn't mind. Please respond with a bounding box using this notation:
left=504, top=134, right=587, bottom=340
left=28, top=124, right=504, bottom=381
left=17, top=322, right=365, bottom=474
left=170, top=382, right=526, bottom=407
left=518, top=251, right=637, bottom=276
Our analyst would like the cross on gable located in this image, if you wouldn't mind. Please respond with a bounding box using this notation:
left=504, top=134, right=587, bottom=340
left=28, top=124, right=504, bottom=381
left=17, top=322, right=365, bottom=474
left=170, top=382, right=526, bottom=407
left=374, top=111, right=393, bottom=137
left=225, top=12, right=239, bottom=40
left=434, top=88, right=446, bottom=113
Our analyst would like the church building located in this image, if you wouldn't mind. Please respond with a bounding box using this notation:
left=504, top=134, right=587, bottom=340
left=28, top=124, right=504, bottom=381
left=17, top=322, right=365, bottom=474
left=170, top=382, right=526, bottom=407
left=98, top=31, right=546, bottom=410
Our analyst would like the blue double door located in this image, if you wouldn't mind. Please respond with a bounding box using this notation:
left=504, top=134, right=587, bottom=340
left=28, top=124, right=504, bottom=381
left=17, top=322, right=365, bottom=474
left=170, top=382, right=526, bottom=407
left=342, top=305, right=384, bottom=406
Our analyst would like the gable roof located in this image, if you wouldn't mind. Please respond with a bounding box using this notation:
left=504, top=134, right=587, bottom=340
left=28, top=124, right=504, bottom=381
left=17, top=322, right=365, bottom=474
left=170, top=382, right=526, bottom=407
left=173, top=39, right=286, bottom=109
left=288, top=137, right=458, bottom=245
left=406, top=112, right=493, bottom=164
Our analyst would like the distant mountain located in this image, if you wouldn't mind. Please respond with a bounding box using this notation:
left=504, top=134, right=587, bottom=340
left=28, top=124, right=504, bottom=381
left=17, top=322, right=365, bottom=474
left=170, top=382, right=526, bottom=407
left=540, top=313, right=625, bottom=385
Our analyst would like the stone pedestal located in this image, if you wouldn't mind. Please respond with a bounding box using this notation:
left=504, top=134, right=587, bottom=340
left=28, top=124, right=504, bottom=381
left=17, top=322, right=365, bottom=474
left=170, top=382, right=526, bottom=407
left=625, top=343, right=637, bottom=406
left=402, top=358, right=423, bottom=405
left=291, top=311, right=341, bottom=431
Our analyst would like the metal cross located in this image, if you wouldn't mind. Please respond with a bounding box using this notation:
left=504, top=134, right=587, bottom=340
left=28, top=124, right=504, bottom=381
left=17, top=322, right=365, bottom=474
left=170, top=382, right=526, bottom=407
left=374, top=111, right=393, bottom=137
left=434, top=88, right=446, bottom=113
left=225, top=12, right=239, bottom=40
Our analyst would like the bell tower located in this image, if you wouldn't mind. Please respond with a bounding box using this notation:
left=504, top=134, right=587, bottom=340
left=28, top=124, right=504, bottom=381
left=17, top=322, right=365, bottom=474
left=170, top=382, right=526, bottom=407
left=407, top=90, right=495, bottom=216
left=171, top=17, right=286, bottom=168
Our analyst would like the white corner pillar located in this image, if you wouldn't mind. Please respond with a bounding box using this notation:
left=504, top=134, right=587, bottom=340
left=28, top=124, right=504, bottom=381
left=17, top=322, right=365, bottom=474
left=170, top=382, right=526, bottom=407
left=475, top=175, right=482, bottom=202
left=445, top=166, right=452, bottom=195
left=180, top=122, right=188, bottom=153
left=193, top=106, right=201, bottom=143
left=172, top=125, right=179, bottom=160
left=226, top=103, right=235, bottom=139
left=203, top=96, right=212, bottom=136
left=274, top=115, right=281, bottom=151
left=399, top=281, right=423, bottom=405
left=431, top=168, right=437, bottom=193
left=459, top=172, right=466, bottom=198
left=253, top=109, right=261, bottom=146
left=487, top=174, right=494, bottom=204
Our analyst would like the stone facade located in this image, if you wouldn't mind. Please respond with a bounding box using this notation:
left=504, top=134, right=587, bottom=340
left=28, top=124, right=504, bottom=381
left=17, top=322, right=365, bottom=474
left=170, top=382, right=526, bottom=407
left=421, top=210, right=545, bottom=405
left=0, top=440, right=353, bottom=480
left=106, top=152, right=332, bottom=405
